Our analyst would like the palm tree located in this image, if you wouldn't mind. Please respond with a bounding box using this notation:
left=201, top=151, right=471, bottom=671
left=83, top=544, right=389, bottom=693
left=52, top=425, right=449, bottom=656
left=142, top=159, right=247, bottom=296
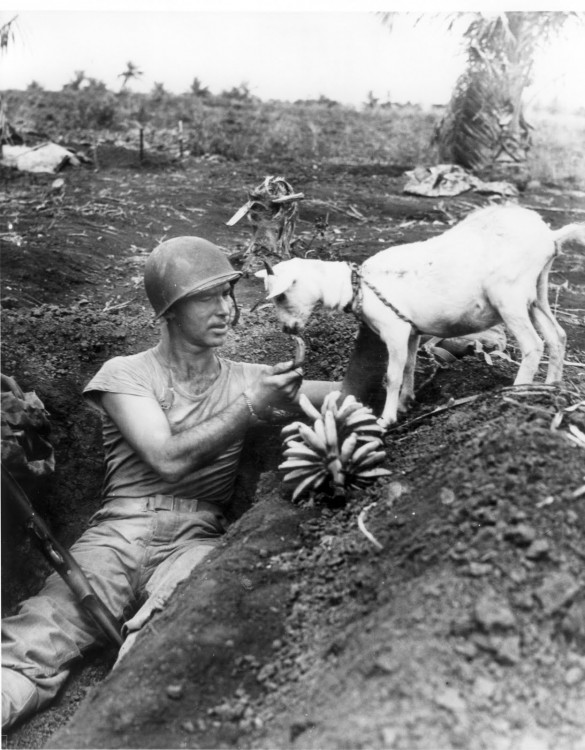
left=381, top=12, right=583, bottom=172
left=118, top=61, right=143, bottom=90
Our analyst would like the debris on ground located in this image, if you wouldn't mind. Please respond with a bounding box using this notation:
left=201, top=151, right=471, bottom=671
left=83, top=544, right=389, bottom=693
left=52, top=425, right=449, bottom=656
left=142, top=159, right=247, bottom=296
left=1, top=143, right=82, bottom=174
left=403, top=163, right=518, bottom=198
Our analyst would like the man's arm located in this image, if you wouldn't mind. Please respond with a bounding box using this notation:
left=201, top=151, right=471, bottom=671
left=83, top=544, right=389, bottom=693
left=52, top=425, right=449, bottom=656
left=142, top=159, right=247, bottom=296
left=100, top=360, right=302, bottom=482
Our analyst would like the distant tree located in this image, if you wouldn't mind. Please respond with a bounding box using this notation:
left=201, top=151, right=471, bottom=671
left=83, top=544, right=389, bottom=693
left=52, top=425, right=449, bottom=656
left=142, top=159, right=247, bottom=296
left=381, top=11, right=584, bottom=171
left=26, top=81, right=44, bottom=92
left=85, top=77, right=108, bottom=93
left=317, top=94, right=339, bottom=108
left=365, top=91, right=379, bottom=109
left=64, top=70, right=86, bottom=91
left=150, top=82, right=167, bottom=101
left=190, top=77, right=210, bottom=97
left=221, top=82, right=252, bottom=101
left=118, top=61, right=143, bottom=90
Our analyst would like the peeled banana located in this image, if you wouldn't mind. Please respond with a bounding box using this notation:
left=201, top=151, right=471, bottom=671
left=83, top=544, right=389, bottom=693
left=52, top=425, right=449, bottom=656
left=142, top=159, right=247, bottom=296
left=291, top=334, right=306, bottom=368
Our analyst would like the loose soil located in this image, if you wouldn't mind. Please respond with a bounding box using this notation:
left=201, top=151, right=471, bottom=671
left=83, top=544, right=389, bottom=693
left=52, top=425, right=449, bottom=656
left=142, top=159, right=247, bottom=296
left=1, top=148, right=585, bottom=750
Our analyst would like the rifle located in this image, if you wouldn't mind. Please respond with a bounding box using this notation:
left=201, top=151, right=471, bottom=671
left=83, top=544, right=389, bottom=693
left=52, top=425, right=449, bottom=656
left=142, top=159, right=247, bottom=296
left=1, top=464, right=123, bottom=647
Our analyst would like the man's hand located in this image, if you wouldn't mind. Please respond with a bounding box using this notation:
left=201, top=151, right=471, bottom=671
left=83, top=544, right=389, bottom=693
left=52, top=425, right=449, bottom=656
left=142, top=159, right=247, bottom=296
left=247, top=359, right=304, bottom=415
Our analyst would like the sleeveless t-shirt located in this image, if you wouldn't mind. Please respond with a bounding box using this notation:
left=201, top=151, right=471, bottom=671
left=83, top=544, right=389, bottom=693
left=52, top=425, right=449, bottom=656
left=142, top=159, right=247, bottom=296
left=83, top=348, right=267, bottom=507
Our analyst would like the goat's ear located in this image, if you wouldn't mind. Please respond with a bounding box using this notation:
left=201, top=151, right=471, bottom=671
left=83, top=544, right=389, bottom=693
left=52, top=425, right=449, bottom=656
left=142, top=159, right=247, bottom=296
left=254, top=269, right=267, bottom=280
left=266, top=276, right=293, bottom=299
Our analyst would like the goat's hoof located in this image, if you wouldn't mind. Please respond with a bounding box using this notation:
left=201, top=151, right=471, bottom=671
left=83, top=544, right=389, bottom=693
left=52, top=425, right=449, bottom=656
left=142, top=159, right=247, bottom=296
left=398, top=396, right=415, bottom=414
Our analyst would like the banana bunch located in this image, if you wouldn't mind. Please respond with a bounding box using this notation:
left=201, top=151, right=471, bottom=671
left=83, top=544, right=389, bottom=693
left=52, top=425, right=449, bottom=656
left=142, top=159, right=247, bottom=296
left=278, top=390, right=391, bottom=501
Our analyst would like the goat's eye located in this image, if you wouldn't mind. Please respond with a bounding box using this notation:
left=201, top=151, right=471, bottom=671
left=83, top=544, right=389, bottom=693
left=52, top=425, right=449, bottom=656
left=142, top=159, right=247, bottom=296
left=274, top=293, right=286, bottom=303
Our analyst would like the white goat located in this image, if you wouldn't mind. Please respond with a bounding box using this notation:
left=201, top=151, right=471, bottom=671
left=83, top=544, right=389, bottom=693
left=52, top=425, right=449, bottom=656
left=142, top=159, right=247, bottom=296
left=256, top=204, right=585, bottom=428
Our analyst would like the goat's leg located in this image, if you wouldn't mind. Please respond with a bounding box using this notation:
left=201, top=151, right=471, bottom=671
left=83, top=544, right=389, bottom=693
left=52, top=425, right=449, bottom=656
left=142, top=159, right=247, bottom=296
left=533, top=261, right=566, bottom=382
left=498, top=302, right=545, bottom=384
left=530, top=303, right=565, bottom=383
left=341, top=323, right=388, bottom=413
left=398, top=332, right=421, bottom=413
left=377, top=325, right=412, bottom=428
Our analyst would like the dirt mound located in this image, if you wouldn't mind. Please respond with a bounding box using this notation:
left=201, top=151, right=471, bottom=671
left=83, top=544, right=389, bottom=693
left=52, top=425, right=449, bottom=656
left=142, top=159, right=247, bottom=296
left=46, top=378, right=585, bottom=750
left=2, top=155, right=585, bottom=749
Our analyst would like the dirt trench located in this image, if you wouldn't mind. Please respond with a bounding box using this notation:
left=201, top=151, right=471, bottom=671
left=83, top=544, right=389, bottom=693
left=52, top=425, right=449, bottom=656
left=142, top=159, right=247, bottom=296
left=1, top=153, right=585, bottom=749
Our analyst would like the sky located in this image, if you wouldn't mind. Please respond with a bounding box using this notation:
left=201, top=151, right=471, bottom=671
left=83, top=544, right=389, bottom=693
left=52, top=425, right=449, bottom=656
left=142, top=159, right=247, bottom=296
left=2, top=2, right=585, bottom=110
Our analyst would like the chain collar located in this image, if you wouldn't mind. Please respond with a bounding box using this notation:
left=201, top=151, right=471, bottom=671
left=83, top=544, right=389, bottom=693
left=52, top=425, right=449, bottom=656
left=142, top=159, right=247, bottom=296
left=343, top=261, right=419, bottom=333
left=343, top=262, right=363, bottom=316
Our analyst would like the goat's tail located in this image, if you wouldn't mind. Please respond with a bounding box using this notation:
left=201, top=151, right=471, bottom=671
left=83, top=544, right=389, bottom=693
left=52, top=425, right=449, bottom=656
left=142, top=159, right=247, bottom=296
left=551, top=222, right=585, bottom=251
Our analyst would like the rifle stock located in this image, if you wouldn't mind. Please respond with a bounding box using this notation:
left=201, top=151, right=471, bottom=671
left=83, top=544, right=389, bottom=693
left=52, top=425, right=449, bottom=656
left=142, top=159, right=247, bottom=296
left=1, top=464, right=123, bottom=647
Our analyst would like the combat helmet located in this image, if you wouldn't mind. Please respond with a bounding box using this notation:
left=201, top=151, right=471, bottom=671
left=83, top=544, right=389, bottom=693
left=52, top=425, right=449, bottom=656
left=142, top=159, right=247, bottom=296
left=144, top=236, right=241, bottom=321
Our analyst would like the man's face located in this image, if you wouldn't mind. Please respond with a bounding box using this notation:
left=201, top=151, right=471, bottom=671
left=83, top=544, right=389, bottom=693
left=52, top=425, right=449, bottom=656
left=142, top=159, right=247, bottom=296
left=169, top=282, right=233, bottom=347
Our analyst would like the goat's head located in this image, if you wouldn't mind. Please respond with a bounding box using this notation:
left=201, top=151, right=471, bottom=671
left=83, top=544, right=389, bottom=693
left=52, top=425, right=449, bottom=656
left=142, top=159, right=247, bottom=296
left=255, top=258, right=323, bottom=333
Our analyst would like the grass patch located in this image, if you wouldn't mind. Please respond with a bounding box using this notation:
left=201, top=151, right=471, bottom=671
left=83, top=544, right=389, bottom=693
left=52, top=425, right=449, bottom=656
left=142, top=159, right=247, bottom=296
left=2, top=88, right=584, bottom=187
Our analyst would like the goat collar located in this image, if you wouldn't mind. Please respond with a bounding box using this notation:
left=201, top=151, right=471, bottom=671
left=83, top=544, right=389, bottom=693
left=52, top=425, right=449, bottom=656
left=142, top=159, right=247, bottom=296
left=343, top=261, right=419, bottom=333
left=344, top=262, right=363, bottom=315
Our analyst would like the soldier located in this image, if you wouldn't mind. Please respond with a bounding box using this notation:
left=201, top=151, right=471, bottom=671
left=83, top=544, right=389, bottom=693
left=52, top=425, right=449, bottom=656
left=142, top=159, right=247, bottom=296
left=2, top=237, right=335, bottom=730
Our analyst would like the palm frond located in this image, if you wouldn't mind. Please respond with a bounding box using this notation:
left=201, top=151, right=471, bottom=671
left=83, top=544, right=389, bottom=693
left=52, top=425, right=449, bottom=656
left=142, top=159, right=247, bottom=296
left=0, top=15, right=18, bottom=55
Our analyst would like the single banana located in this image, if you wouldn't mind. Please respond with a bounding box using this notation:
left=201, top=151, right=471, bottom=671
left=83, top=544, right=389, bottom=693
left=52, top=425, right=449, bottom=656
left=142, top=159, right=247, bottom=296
left=336, top=399, right=365, bottom=421
left=337, top=394, right=357, bottom=414
left=339, top=432, right=359, bottom=464
left=350, top=467, right=392, bottom=480
left=298, top=392, right=322, bottom=421
left=354, top=420, right=384, bottom=432
left=297, top=423, right=328, bottom=455
left=321, top=390, right=341, bottom=417
left=280, top=421, right=305, bottom=438
left=344, top=413, right=380, bottom=431
left=279, top=458, right=323, bottom=471
left=314, top=417, right=327, bottom=446
left=355, top=430, right=384, bottom=445
left=283, top=466, right=323, bottom=484
left=350, top=450, right=387, bottom=470
left=344, top=405, right=375, bottom=421
left=283, top=434, right=301, bottom=447
left=291, top=334, right=306, bottom=368
left=349, top=439, right=381, bottom=466
left=344, top=403, right=373, bottom=417
left=291, top=469, right=327, bottom=501
left=328, top=457, right=344, bottom=488
left=283, top=441, right=323, bottom=461
left=284, top=455, right=323, bottom=467
left=324, top=409, right=339, bottom=455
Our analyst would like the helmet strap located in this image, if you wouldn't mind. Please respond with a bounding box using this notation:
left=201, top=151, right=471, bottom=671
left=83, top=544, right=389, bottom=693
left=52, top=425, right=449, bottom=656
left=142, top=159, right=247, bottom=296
left=230, top=286, right=240, bottom=327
